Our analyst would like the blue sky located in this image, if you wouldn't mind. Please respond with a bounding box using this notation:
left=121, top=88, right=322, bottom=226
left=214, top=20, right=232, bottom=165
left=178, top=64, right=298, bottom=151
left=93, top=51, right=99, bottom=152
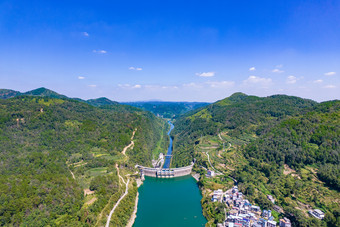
left=1, top=0, right=339, bottom=102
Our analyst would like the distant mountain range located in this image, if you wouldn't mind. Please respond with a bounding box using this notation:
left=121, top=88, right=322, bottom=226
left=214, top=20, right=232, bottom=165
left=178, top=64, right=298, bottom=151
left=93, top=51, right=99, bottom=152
left=0, top=87, right=209, bottom=118
left=0, top=87, right=114, bottom=106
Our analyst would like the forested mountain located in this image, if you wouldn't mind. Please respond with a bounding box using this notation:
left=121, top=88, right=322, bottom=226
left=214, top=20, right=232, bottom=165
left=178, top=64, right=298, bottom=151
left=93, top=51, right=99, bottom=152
left=0, top=87, right=70, bottom=100
left=172, top=92, right=317, bottom=166
left=0, top=89, right=21, bottom=99
left=122, top=101, right=210, bottom=119
left=87, top=97, right=119, bottom=107
left=0, top=95, right=167, bottom=226
left=171, top=93, right=340, bottom=226
left=23, top=87, right=69, bottom=99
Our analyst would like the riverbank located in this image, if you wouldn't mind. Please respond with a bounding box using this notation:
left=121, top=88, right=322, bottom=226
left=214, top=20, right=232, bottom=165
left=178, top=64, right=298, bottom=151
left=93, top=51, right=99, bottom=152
left=126, top=192, right=139, bottom=227
left=192, top=172, right=200, bottom=182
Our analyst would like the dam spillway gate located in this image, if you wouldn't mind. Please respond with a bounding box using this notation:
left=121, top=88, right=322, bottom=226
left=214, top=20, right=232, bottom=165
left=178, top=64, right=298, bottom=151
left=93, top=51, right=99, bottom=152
left=137, top=163, right=194, bottom=178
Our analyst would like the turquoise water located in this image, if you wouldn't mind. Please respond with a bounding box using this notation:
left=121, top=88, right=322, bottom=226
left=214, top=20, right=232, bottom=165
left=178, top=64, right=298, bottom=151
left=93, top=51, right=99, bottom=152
left=133, top=175, right=206, bottom=227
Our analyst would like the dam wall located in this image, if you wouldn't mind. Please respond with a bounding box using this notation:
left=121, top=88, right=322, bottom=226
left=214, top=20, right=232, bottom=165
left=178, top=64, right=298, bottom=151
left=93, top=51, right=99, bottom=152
left=137, top=163, right=194, bottom=178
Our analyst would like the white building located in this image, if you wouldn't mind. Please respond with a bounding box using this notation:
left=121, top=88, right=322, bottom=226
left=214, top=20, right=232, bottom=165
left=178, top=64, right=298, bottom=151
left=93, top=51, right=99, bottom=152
left=267, top=195, right=275, bottom=204
left=309, top=209, right=325, bottom=219
left=212, top=189, right=223, bottom=202
left=267, top=220, right=277, bottom=227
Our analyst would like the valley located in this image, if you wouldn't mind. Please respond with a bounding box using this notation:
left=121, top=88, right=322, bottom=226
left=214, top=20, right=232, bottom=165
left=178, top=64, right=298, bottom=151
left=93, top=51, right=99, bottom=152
left=0, top=89, right=339, bottom=227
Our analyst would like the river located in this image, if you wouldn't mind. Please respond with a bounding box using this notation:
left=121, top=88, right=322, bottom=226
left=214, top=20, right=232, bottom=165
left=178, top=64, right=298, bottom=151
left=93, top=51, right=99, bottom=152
left=163, top=121, right=174, bottom=169
left=133, top=121, right=206, bottom=226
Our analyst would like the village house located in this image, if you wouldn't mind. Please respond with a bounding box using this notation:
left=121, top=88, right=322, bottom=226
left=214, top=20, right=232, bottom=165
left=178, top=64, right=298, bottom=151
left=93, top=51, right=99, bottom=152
left=207, top=170, right=216, bottom=177
left=212, top=189, right=223, bottom=202
left=267, top=195, right=275, bottom=204
left=279, top=217, right=291, bottom=227
left=267, top=220, right=277, bottom=227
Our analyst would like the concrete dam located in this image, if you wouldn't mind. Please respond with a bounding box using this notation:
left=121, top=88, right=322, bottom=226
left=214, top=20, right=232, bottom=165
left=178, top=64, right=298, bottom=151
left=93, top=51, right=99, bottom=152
left=137, top=163, right=194, bottom=178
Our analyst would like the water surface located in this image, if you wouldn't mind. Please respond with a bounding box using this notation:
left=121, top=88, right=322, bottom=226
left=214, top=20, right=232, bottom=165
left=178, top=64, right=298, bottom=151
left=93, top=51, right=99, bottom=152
left=133, top=175, right=206, bottom=227
left=163, top=121, right=174, bottom=168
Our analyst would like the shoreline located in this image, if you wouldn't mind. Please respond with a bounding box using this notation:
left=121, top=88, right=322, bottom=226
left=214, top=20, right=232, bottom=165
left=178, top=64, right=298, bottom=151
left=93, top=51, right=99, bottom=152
left=191, top=172, right=200, bottom=182
left=126, top=191, right=139, bottom=227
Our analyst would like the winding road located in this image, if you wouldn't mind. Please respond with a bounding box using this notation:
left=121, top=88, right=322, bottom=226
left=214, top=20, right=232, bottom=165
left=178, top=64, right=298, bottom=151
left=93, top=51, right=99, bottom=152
left=205, top=151, right=223, bottom=175
left=122, top=129, right=137, bottom=156
left=105, top=129, right=137, bottom=226
left=105, top=164, right=130, bottom=227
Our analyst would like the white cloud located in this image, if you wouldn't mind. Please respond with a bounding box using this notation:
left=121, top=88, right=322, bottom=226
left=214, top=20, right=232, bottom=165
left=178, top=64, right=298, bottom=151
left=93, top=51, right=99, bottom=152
left=243, top=75, right=272, bottom=87
left=88, top=84, right=97, bottom=87
left=82, top=32, right=89, bottom=37
left=129, top=67, right=143, bottom=71
left=196, top=72, right=215, bottom=77
left=93, top=50, right=107, bottom=54
left=324, top=72, right=336, bottom=76
left=249, top=67, right=256, bottom=71
left=286, top=75, right=297, bottom=84
left=276, top=64, right=283, bottom=68
left=78, top=76, right=85, bottom=80
left=313, top=79, right=323, bottom=83
left=118, top=84, right=130, bottom=88
left=272, top=69, right=284, bottom=73
left=183, top=82, right=203, bottom=88
left=119, top=84, right=142, bottom=89
left=323, top=85, right=336, bottom=89
left=206, top=81, right=235, bottom=88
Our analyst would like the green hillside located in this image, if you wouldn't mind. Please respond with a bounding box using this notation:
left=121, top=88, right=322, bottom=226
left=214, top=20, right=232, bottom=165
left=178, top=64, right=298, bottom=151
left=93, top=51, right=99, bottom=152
left=0, top=96, right=167, bottom=226
left=172, top=93, right=317, bottom=166
left=171, top=93, right=339, bottom=226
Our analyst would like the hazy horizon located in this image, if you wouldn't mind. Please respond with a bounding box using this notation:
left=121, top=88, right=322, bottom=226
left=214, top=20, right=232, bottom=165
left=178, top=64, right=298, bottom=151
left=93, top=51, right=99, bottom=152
left=2, top=86, right=338, bottom=104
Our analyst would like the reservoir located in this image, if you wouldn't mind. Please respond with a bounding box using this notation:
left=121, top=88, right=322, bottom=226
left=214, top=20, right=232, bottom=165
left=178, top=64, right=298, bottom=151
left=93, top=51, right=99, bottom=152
left=133, top=175, right=206, bottom=227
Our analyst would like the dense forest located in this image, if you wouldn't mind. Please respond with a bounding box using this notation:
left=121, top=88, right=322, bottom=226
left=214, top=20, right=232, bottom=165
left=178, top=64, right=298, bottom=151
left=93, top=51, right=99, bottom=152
left=172, top=93, right=340, bottom=226
left=172, top=92, right=317, bottom=166
left=0, top=94, right=167, bottom=226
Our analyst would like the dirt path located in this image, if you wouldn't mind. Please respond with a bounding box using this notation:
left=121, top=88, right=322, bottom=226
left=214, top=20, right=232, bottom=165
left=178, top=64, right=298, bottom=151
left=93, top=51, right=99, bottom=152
left=104, top=129, right=138, bottom=226
left=105, top=164, right=130, bottom=227
left=85, top=197, right=97, bottom=206
left=205, top=151, right=223, bottom=175
left=69, top=170, right=75, bottom=179
left=122, top=129, right=137, bottom=155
